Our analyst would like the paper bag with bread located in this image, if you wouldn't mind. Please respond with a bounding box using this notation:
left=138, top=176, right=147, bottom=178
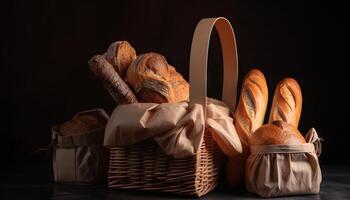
left=225, top=69, right=322, bottom=197
left=52, top=109, right=109, bottom=184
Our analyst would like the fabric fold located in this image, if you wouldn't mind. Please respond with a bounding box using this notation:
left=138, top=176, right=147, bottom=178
left=104, top=98, right=242, bottom=158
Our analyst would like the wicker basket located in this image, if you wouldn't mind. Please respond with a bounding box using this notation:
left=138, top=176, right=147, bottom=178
left=107, top=17, right=239, bottom=197
left=108, top=130, right=226, bottom=196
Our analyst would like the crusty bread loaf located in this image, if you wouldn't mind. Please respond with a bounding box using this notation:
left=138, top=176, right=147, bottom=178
left=250, top=120, right=306, bottom=145
left=126, top=53, right=189, bottom=103
left=59, top=113, right=108, bottom=136
left=234, top=69, right=269, bottom=147
left=268, top=78, right=302, bottom=127
left=104, top=41, right=136, bottom=79
left=168, top=65, right=190, bottom=103
left=226, top=69, right=268, bottom=188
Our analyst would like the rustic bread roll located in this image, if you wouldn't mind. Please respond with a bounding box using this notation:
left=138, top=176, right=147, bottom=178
left=104, top=41, right=136, bottom=79
left=168, top=65, right=190, bottom=103
left=268, top=78, right=302, bottom=127
left=250, top=120, right=306, bottom=145
left=126, top=53, right=189, bottom=103
left=59, top=113, right=108, bottom=136
left=89, top=55, right=138, bottom=104
left=234, top=69, right=269, bottom=147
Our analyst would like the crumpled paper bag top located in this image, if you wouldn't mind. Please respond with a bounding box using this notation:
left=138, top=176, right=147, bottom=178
left=245, top=128, right=322, bottom=197
left=104, top=98, right=242, bottom=158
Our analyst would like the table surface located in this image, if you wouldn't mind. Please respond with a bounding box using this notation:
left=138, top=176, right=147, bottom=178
left=1, top=164, right=349, bottom=200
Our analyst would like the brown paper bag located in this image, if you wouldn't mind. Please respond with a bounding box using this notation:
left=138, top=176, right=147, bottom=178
left=52, top=109, right=109, bottom=184
left=245, top=128, right=322, bottom=197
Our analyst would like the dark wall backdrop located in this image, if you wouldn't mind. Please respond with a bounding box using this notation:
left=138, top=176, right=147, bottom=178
left=2, top=1, right=346, bottom=165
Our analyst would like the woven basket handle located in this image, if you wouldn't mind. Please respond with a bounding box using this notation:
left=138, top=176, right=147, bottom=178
left=189, top=17, right=238, bottom=117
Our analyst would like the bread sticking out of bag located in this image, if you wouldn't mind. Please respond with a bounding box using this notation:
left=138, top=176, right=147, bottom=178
left=59, top=112, right=108, bottom=136
left=268, top=78, right=302, bottom=128
left=233, top=69, right=269, bottom=149
left=89, top=55, right=138, bottom=104
left=250, top=120, right=306, bottom=145
left=104, top=41, right=137, bottom=79
left=126, top=52, right=189, bottom=103
left=226, top=69, right=268, bottom=188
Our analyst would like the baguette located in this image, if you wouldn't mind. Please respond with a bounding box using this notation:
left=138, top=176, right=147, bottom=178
left=234, top=69, right=268, bottom=148
left=226, top=69, right=268, bottom=187
left=268, top=78, right=302, bottom=127
left=88, top=55, right=138, bottom=104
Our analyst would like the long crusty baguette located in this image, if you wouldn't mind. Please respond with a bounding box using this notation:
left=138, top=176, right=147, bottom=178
left=88, top=55, right=138, bottom=104
left=226, top=69, right=268, bottom=188
left=268, top=78, right=302, bottom=127
left=234, top=69, right=269, bottom=148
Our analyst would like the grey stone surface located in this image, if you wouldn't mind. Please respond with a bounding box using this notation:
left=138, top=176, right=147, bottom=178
left=1, top=165, right=349, bottom=200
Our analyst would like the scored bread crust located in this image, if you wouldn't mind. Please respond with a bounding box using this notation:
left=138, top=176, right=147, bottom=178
left=268, top=78, right=302, bottom=128
left=59, top=114, right=108, bottom=136
left=226, top=69, right=268, bottom=188
left=249, top=120, right=306, bottom=145
left=126, top=53, right=189, bottom=103
left=104, top=41, right=136, bottom=79
left=234, top=69, right=268, bottom=148
left=168, top=65, right=189, bottom=102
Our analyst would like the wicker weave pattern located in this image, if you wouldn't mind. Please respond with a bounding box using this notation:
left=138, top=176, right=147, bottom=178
left=108, top=130, right=226, bottom=197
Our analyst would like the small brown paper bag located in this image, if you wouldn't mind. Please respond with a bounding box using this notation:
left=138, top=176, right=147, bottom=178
left=52, top=109, right=109, bottom=184
left=245, top=128, right=322, bottom=197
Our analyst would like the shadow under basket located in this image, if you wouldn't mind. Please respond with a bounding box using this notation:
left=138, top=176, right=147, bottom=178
left=107, top=131, right=226, bottom=197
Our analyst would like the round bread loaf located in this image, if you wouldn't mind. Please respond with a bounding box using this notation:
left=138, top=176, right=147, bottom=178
left=59, top=113, right=107, bottom=136
left=126, top=53, right=189, bottom=103
left=250, top=120, right=306, bottom=145
left=104, top=41, right=136, bottom=79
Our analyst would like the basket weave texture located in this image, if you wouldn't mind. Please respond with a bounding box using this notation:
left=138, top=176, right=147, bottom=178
left=107, top=129, right=226, bottom=197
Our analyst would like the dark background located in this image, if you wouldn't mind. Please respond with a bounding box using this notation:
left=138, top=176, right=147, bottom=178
left=1, top=0, right=346, bottom=166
